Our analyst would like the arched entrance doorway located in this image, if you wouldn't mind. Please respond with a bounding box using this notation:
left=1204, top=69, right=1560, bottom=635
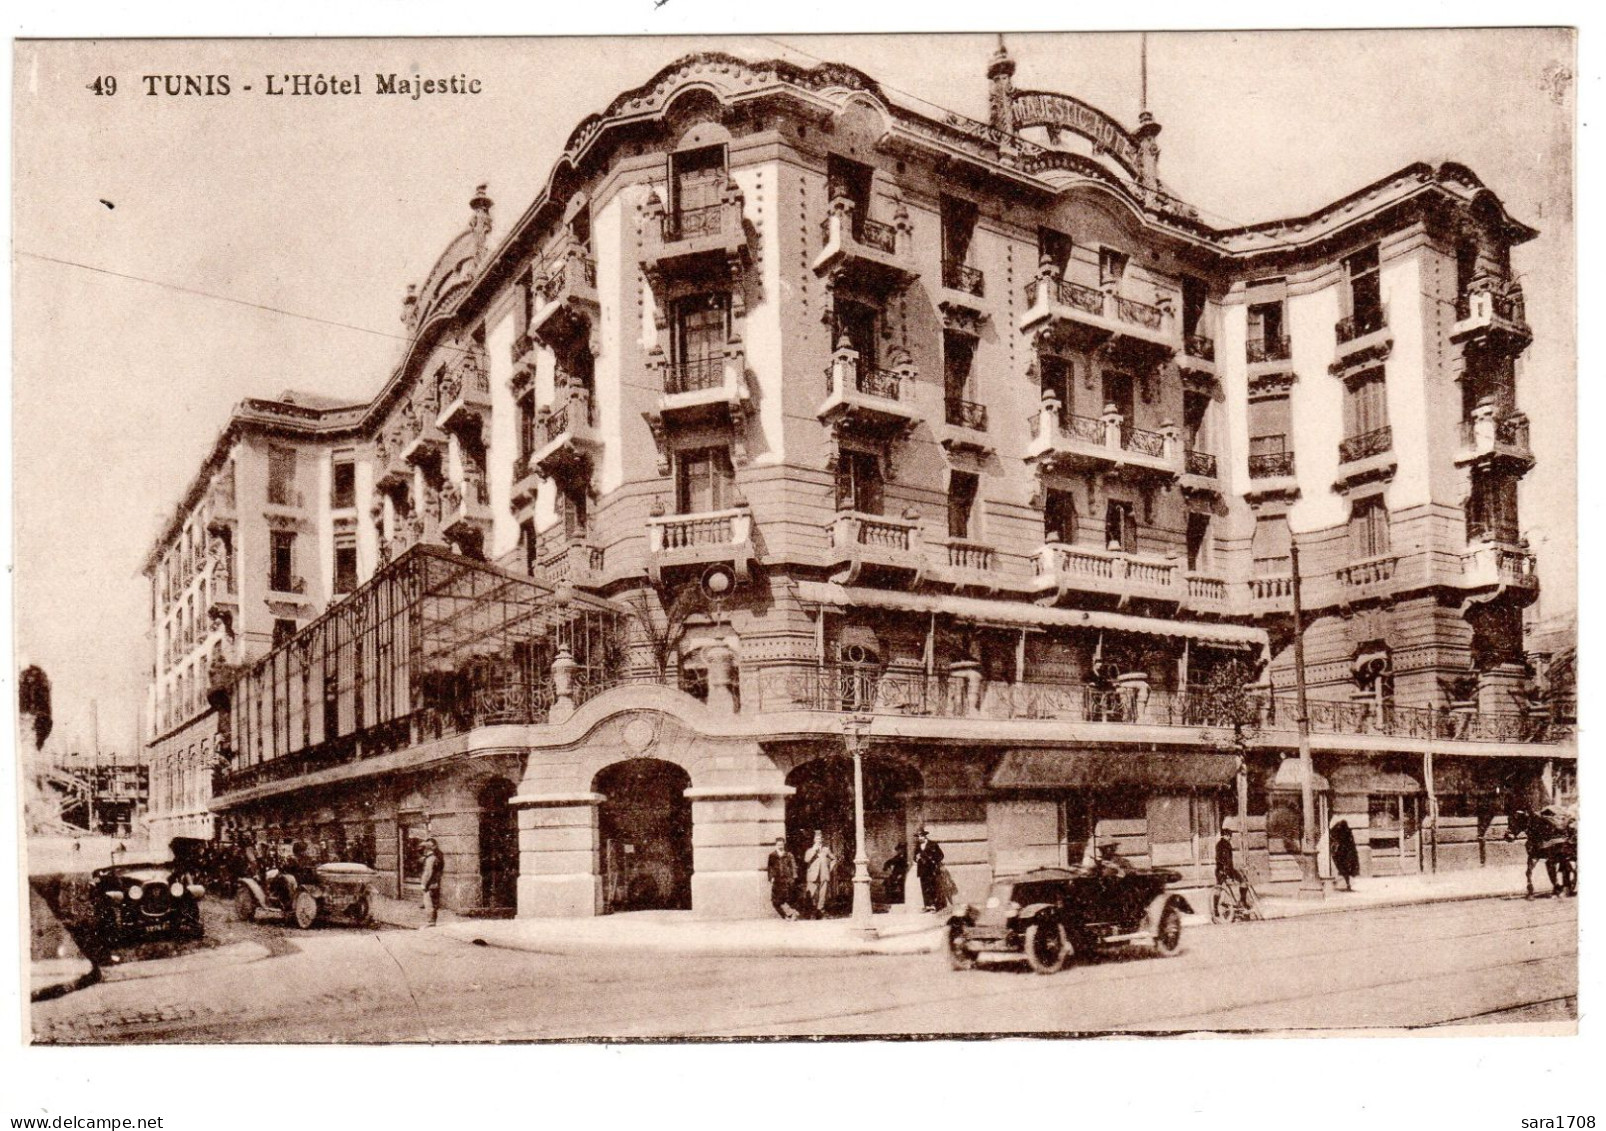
left=477, top=777, right=518, bottom=911
left=785, top=754, right=922, bottom=916
left=595, top=759, right=693, bottom=913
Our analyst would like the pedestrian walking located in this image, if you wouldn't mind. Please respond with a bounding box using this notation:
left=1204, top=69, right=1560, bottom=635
left=419, top=837, right=443, bottom=926
left=1330, top=817, right=1359, bottom=891
left=804, top=829, right=836, bottom=918
left=767, top=837, right=800, bottom=919
left=914, top=827, right=945, bottom=912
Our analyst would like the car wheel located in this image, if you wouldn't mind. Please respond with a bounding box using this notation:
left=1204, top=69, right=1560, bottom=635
left=1024, top=921, right=1069, bottom=974
left=234, top=886, right=258, bottom=923
left=292, top=890, right=320, bottom=929
left=1155, top=905, right=1183, bottom=957
left=946, top=927, right=977, bottom=971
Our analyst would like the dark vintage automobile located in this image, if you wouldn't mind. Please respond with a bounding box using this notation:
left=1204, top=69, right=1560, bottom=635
left=89, top=838, right=208, bottom=946
left=947, top=863, right=1193, bottom=973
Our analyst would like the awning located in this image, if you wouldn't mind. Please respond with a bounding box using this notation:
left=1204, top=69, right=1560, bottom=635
left=795, top=582, right=1267, bottom=649
left=991, top=749, right=1240, bottom=791
left=1270, top=758, right=1330, bottom=793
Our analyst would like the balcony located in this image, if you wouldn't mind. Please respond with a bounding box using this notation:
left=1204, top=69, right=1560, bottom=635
left=538, top=541, right=604, bottom=590
left=435, top=348, right=492, bottom=439
left=816, top=342, right=920, bottom=436
left=941, top=396, right=991, bottom=454
left=812, top=196, right=916, bottom=292
left=528, top=247, right=600, bottom=350
left=1334, top=554, right=1398, bottom=604
left=1180, top=332, right=1217, bottom=380
left=1334, top=307, right=1390, bottom=350
left=1181, top=572, right=1231, bottom=615
left=401, top=420, right=447, bottom=471
left=1245, top=334, right=1292, bottom=368
left=1019, top=268, right=1176, bottom=361
left=1031, top=542, right=1180, bottom=608
left=647, top=343, right=750, bottom=436
left=528, top=390, right=601, bottom=484
left=205, top=480, right=237, bottom=533
left=1455, top=403, right=1534, bottom=475
left=938, top=258, right=987, bottom=324
left=646, top=505, right=755, bottom=584
left=933, top=538, right=999, bottom=591
left=825, top=510, right=927, bottom=586
left=1181, top=448, right=1220, bottom=495
left=266, top=574, right=309, bottom=603
left=641, top=183, right=747, bottom=284
left=1246, top=445, right=1297, bottom=500
left=509, top=451, right=542, bottom=513
left=1247, top=570, right=1293, bottom=616
left=1025, top=396, right=1179, bottom=480
left=1459, top=539, right=1539, bottom=604
left=374, top=433, right=412, bottom=492
left=1334, top=425, right=1396, bottom=489
left=1451, top=286, right=1531, bottom=355
left=441, top=475, right=493, bottom=550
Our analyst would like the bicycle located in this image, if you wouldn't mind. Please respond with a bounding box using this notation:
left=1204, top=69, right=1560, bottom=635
left=1209, top=872, right=1264, bottom=923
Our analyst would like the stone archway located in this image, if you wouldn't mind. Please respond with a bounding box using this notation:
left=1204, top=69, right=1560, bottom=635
left=785, top=754, right=922, bottom=915
left=594, top=759, right=694, bottom=913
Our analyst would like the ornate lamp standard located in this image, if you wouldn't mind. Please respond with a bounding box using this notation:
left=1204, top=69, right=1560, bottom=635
left=841, top=711, right=876, bottom=934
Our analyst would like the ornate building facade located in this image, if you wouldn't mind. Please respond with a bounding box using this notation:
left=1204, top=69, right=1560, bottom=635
left=144, top=47, right=1570, bottom=917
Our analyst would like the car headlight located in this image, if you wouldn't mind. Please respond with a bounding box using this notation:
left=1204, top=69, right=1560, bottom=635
left=170, top=882, right=186, bottom=899
left=128, top=884, right=143, bottom=901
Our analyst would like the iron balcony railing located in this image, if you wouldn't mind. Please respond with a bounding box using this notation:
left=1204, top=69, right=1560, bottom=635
left=1248, top=448, right=1295, bottom=478
left=751, top=669, right=1568, bottom=743
left=1335, top=308, right=1388, bottom=344
left=664, top=203, right=729, bottom=242
left=1183, top=332, right=1215, bottom=361
left=1338, top=425, right=1393, bottom=464
left=941, top=259, right=985, bottom=296
left=857, top=216, right=898, bottom=254
left=840, top=362, right=902, bottom=402
left=1116, top=296, right=1164, bottom=331
left=1456, top=288, right=1526, bottom=324
left=1036, top=277, right=1105, bottom=316
left=945, top=397, right=988, bottom=431
left=1122, top=423, right=1168, bottom=458
left=1185, top=449, right=1218, bottom=478
left=663, top=355, right=726, bottom=395
left=1246, top=334, right=1291, bottom=363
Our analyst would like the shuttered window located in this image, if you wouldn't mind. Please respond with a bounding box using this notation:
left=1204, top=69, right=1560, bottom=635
left=1251, top=515, right=1291, bottom=575
left=1349, top=496, right=1392, bottom=559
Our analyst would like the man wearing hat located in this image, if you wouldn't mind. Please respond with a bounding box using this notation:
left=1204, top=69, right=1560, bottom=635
left=419, top=837, right=443, bottom=927
left=914, top=827, right=945, bottom=912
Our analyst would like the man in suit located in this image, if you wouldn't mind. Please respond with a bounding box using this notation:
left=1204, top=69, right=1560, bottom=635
left=767, top=837, right=800, bottom=919
left=804, top=830, right=836, bottom=918
left=914, top=827, right=945, bottom=912
left=419, top=838, right=443, bottom=927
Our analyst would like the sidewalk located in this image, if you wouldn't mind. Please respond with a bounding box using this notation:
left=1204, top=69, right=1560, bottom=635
left=432, top=864, right=1547, bottom=958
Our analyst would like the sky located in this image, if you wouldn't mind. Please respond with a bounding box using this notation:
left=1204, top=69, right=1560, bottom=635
left=11, top=29, right=1576, bottom=760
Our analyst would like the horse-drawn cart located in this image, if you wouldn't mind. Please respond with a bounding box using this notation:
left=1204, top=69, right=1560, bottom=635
left=235, top=862, right=377, bottom=928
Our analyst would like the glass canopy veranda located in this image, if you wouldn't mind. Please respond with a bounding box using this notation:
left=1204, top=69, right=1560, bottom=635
left=220, top=544, right=628, bottom=794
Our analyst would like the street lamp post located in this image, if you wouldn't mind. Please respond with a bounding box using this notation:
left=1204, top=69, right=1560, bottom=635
left=842, top=712, right=875, bottom=935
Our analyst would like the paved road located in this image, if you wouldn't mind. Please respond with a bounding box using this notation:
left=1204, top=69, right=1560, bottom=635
left=32, top=894, right=1575, bottom=1042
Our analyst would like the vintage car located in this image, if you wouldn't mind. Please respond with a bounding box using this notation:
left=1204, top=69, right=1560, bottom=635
left=235, top=861, right=377, bottom=929
left=946, top=863, right=1192, bottom=973
left=89, top=839, right=208, bottom=946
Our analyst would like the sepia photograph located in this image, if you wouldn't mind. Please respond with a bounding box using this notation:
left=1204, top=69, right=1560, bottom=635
left=6, top=16, right=1589, bottom=1120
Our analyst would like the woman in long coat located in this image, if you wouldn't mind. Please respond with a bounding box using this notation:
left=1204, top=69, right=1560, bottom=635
left=1330, top=818, right=1360, bottom=891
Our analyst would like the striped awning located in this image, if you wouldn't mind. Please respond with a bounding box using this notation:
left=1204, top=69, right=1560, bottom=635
left=992, top=749, right=1240, bottom=790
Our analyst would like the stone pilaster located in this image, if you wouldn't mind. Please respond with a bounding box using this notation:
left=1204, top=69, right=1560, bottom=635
left=685, top=785, right=793, bottom=920
left=513, top=791, right=603, bottom=918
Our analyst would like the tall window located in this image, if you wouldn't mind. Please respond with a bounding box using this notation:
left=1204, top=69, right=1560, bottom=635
left=1037, top=227, right=1073, bottom=276
left=267, top=447, right=297, bottom=506
left=675, top=446, right=735, bottom=514
left=1186, top=512, right=1212, bottom=572
left=1350, top=496, right=1392, bottom=559
left=940, top=195, right=979, bottom=290
left=671, top=293, right=730, bottom=390
left=333, top=543, right=358, bottom=595
left=269, top=530, right=296, bottom=592
left=1183, top=390, right=1210, bottom=452
left=1099, top=247, right=1128, bottom=289
left=1044, top=489, right=1077, bottom=545
left=669, top=145, right=726, bottom=233
left=271, top=618, right=297, bottom=649
left=1247, top=299, right=1286, bottom=356
left=1251, top=515, right=1292, bottom=576
left=1345, top=371, right=1389, bottom=437
left=559, top=486, right=588, bottom=540
left=1104, top=499, right=1137, bottom=554
left=826, top=155, right=874, bottom=237
left=1040, top=355, right=1072, bottom=416
left=947, top=471, right=979, bottom=540
left=1249, top=395, right=1293, bottom=475
left=831, top=299, right=878, bottom=366
left=1182, top=276, right=1209, bottom=339
left=1102, top=370, right=1135, bottom=422
left=1345, top=244, right=1383, bottom=332
left=1468, top=468, right=1519, bottom=543
left=516, top=389, right=537, bottom=463
left=1456, top=240, right=1480, bottom=306
left=835, top=448, right=884, bottom=515
left=331, top=457, right=355, bottom=510
left=943, top=332, right=976, bottom=420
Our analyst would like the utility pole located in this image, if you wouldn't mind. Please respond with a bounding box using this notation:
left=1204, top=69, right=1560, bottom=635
left=1289, top=543, right=1325, bottom=899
